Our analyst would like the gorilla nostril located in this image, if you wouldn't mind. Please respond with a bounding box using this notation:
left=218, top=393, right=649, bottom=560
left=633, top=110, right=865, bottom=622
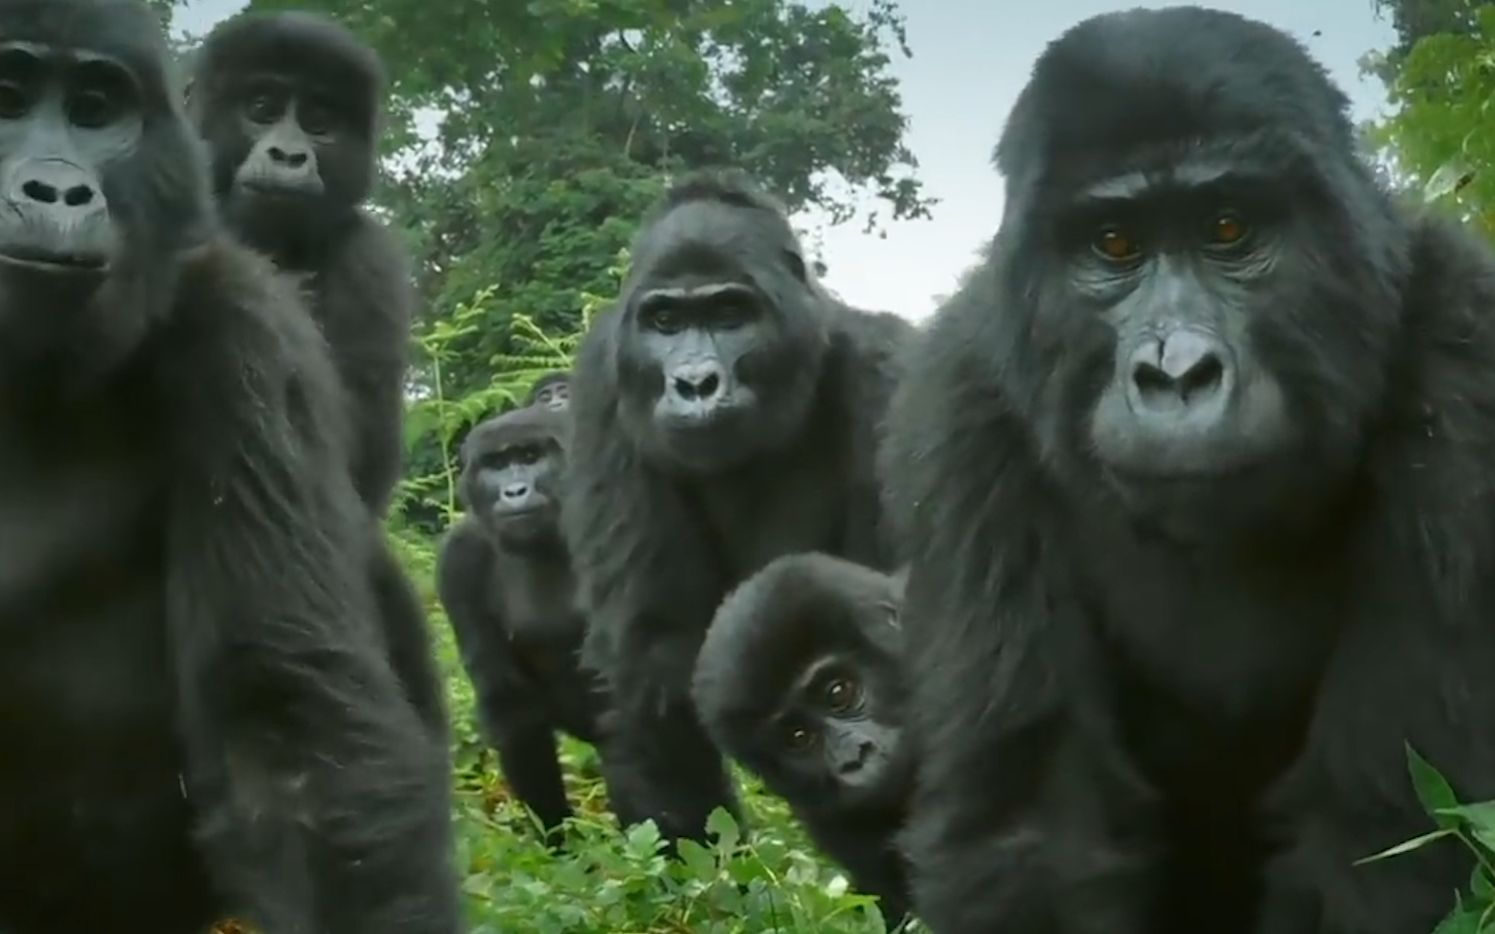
left=1177, top=354, right=1224, bottom=399
left=502, top=483, right=530, bottom=501
left=673, top=370, right=722, bottom=400
left=22, top=179, right=58, bottom=204
left=63, top=185, right=94, bottom=208
left=697, top=372, right=720, bottom=398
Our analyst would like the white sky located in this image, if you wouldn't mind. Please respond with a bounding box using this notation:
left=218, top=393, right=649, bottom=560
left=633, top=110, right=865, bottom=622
left=174, top=0, right=1399, bottom=322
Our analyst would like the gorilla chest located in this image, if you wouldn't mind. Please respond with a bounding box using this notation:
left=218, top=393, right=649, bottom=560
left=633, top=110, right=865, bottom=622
left=487, top=556, right=583, bottom=648
left=694, top=463, right=845, bottom=577
left=1088, top=541, right=1346, bottom=791
left=0, top=413, right=177, bottom=771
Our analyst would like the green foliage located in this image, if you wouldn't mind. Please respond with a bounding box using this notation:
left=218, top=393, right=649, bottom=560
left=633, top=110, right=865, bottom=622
left=1371, top=5, right=1495, bottom=234
left=1359, top=746, right=1495, bottom=932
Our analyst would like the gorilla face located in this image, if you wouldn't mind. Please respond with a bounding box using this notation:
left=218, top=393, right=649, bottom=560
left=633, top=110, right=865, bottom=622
left=613, top=198, right=827, bottom=475
left=991, top=105, right=1407, bottom=541
left=532, top=380, right=568, bottom=412
left=693, top=553, right=911, bottom=814
left=768, top=652, right=906, bottom=807
left=460, top=409, right=567, bottom=550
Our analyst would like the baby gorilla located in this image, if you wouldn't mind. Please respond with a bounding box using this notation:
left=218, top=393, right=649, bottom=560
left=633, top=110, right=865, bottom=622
left=438, top=406, right=603, bottom=839
left=693, top=553, right=912, bottom=925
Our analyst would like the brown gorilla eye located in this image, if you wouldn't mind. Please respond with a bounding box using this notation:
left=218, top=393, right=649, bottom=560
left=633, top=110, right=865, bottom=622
left=823, top=676, right=861, bottom=713
left=784, top=724, right=816, bottom=750
left=1093, top=224, right=1141, bottom=262
left=245, top=92, right=280, bottom=124
left=1210, top=210, right=1248, bottom=246
left=0, top=80, right=28, bottom=119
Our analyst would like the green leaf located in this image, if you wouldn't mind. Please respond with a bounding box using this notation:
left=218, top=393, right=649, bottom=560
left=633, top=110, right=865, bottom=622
left=1409, top=744, right=1462, bottom=828
left=1356, top=828, right=1457, bottom=864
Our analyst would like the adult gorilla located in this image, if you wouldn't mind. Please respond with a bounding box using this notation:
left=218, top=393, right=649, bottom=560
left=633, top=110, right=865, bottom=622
left=0, top=1, right=458, bottom=933
left=880, top=8, right=1495, bottom=934
left=565, top=169, right=911, bottom=844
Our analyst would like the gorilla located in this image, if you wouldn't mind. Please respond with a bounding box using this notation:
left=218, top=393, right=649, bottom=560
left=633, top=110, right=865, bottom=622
left=438, top=406, right=603, bottom=839
left=188, top=11, right=445, bottom=739
left=564, top=169, right=913, bottom=844
left=525, top=371, right=570, bottom=412
left=880, top=8, right=1495, bottom=933
left=0, top=2, right=459, bottom=933
left=189, top=11, right=411, bottom=514
left=693, top=553, right=913, bottom=926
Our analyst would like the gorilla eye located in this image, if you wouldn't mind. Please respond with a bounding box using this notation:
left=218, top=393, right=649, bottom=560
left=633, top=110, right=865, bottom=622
left=245, top=92, right=281, bottom=124
left=298, top=100, right=335, bottom=136
left=0, top=80, right=28, bottom=119
left=715, top=295, right=756, bottom=328
left=1093, top=224, right=1142, bottom=263
left=515, top=445, right=542, bottom=465
left=67, top=89, right=120, bottom=129
left=783, top=724, right=817, bottom=751
left=822, top=676, right=861, bottom=714
left=1208, top=210, right=1250, bottom=247
left=645, top=306, right=685, bottom=334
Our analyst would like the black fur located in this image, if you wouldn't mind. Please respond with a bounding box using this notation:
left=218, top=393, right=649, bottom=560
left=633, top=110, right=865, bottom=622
left=190, top=10, right=409, bottom=514
left=188, top=11, right=445, bottom=740
left=880, top=8, right=1495, bottom=933
left=564, top=168, right=912, bottom=844
left=0, top=3, right=459, bottom=932
left=693, top=553, right=912, bottom=925
left=438, top=406, right=602, bottom=838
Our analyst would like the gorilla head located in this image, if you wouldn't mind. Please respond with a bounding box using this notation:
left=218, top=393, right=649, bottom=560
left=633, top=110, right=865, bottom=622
left=608, top=169, right=828, bottom=474
left=986, top=6, right=1408, bottom=541
left=525, top=371, right=571, bottom=412
left=188, top=12, right=383, bottom=251
left=0, top=0, right=210, bottom=368
left=693, top=553, right=909, bottom=812
left=460, top=406, right=567, bottom=551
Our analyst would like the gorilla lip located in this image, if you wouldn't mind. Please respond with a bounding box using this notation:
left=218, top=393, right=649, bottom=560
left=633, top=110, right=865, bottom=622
left=0, top=246, right=108, bottom=275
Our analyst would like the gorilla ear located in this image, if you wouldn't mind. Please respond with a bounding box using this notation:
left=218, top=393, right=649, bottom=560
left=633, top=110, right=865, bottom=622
left=782, top=248, right=809, bottom=284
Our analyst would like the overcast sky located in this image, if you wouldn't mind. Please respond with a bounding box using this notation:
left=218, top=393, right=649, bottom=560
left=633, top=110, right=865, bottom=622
left=173, top=0, right=1398, bottom=322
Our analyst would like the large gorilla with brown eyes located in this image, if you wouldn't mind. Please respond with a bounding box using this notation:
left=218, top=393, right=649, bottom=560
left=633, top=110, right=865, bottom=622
left=0, top=2, right=458, bottom=932
left=563, top=169, right=913, bottom=845
left=880, top=7, right=1495, bottom=934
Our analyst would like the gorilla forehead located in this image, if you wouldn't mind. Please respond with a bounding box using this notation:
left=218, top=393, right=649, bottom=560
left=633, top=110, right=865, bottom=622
left=462, top=407, right=567, bottom=459
left=997, top=6, right=1354, bottom=193
left=631, top=199, right=797, bottom=286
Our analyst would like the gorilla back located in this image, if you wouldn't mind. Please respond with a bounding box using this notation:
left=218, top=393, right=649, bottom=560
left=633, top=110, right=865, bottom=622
left=0, top=3, right=457, bottom=932
left=565, top=169, right=912, bottom=843
left=881, top=8, right=1495, bottom=934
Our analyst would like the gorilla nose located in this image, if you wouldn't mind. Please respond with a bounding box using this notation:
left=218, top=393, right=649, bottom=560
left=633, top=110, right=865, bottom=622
left=836, top=740, right=875, bottom=774
left=501, top=482, right=531, bottom=502
left=14, top=161, right=102, bottom=214
left=267, top=146, right=310, bottom=168
left=1128, top=329, right=1229, bottom=414
left=671, top=362, right=724, bottom=401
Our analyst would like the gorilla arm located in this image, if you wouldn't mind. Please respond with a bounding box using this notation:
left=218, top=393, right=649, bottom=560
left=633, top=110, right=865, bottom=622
left=160, top=240, right=458, bottom=934
left=319, top=216, right=415, bottom=514
left=564, top=315, right=739, bottom=840
left=436, top=519, right=572, bottom=833
left=880, top=294, right=1161, bottom=933
left=1258, top=218, right=1495, bottom=934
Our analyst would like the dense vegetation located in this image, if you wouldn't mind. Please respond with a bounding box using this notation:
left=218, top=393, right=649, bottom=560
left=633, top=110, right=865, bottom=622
left=148, top=0, right=1495, bottom=928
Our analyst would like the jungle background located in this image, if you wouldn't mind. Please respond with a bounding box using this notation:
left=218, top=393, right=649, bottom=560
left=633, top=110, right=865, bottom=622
left=141, top=0, right=1495, bottom=930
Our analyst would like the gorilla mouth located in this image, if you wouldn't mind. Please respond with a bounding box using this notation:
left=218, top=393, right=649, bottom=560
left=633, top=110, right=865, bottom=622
left=242, top=180, right=319, bottom=201
left=0, top=245, right=108, bottom=274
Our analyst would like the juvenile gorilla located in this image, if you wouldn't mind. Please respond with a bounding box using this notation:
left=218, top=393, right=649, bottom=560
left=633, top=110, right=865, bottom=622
left=189, top=11, right=445, bottom=738
left=439, top=407, right=602, bottom=838
left=881, top=8, right=1495, bottom=933
left=693, top=553, right=913, bottom=925
left=526, top=371, right=570, bottom=412
left=565, top=169, right=912, bottom=843
left=0, top=2, right=458, bottom=933
left=190, top=11, right=412, bottom=514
